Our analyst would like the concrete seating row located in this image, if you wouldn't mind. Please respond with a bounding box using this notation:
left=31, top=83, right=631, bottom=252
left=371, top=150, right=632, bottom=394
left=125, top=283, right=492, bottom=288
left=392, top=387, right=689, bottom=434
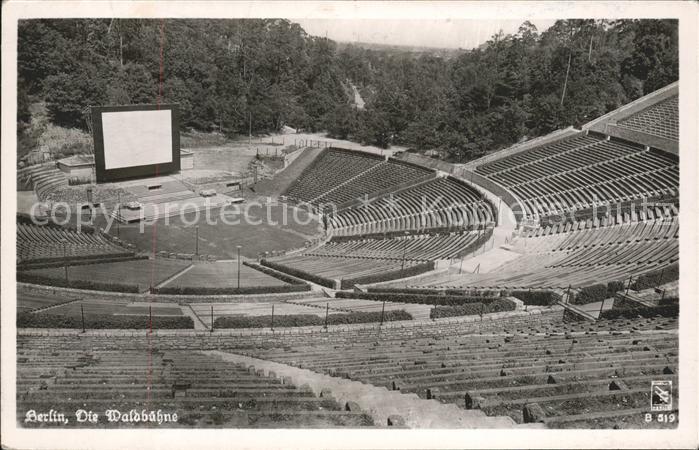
left=617, top=95, right=679, bottom=141
left=245, top=315, right=677, bottom=427
left=17, top=223, right=133, bottom=264
left=16, top=349, right=374, bottom=428
left=285, top=149, right=384, bottom=203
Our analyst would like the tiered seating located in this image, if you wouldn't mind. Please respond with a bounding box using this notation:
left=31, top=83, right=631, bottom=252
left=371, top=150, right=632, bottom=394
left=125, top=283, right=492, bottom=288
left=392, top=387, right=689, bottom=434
left=314, top=160, right=434, bottom=206
left=284, top=149, right=384, bottom=203
left=306, top=232, right=482, bottom=261
left=476, top=134, right=599, bottom=175
left=618, top=95, right=679, bottom=141
left=475, top=134, right=678, bottom=219
left=329, top=177, right=493, bottom=237
left=418, top=216, right=678, bottom=289
left=247, top=316, right=678, bottom=428
left=17, top=223, right=134, bottom=265
left=515, top=215, right=678, bottom=253
left=16, top=349, right=374, bottom=428
left=18, top=163, right=69, bottom=200
left=268, top=254, right=421, bottom=280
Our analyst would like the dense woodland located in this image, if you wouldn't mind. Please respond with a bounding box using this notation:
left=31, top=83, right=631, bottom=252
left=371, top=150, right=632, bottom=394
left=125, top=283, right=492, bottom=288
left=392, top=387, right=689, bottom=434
left=18, top=19, right=677, bottom=162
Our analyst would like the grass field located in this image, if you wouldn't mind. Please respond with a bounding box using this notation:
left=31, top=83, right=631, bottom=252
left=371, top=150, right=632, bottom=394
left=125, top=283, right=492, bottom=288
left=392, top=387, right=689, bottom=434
left=45, top=299, right=129, bottom=317
left=113, top=304, right=183, bottom=316
left=24, top=259, right=190, bottom=292
left=38, top=300, right=184, bottom=318
left=101, top=205, right=320, bottom=258
left=164, top=262, right=288, bottom=289
left=190, top=301, right=328, bottom=328
left=17, top=292, right=75, bottom=313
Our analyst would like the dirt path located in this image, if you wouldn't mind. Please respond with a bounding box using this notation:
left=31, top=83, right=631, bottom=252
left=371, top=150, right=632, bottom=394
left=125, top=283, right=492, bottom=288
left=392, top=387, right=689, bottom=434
left=349, top=82, right=365, bottom=109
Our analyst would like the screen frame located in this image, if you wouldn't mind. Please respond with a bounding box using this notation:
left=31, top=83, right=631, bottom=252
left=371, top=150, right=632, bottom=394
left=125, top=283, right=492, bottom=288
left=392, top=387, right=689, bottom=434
left=91, top=104, right=180, bottom=182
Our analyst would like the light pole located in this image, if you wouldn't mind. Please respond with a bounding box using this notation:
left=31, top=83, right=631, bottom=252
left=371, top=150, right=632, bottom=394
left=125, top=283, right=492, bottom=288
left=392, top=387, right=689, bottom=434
left=195, top=226, right=199, bottom=255
left=236, top=245, right=242, bottom=289
left=497, top=196, right=502, bottom=227
left=400, top=231, right=410, bottom=275
left=116, top=191, right=121, bottom=237
left=62, top=239, right=68, bottom=282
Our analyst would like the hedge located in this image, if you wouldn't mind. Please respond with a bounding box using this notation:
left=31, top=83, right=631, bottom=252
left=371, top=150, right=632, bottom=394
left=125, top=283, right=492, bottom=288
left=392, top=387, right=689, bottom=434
left=213, top=310, right=413, bottom=328
left=18, top=254, right=145, bottom=271
left=486, top=297, right=518, bottom=313
left=17, top=312, right=194, bottom=329
left=571, top=284, right=607, bottom=305
left=430, top=298, right=516, bottom=319
left=368, top=287, right=444, bottom=295
left=632, top=264, right=679, bottom=291
left=658, top=296, right=679, bottom=306
left=367, top=287, right=501, bottom=298
left=571, top=281, right=630, bottom=305
left=599, top=304, right=679, bottom=320
left=444, top=289, right=502, bottom=298
left=260, top=259, right=335, bottom=288
left=340, top=261, right=435, bottom=289
left=17, top=272, right=140, bottom=293
left=510, top=290, right=559, bottom=306
left=336, top=291, right=495, bottom=306
left=431, top=303, right=484, bottom=319
left=606, top=280, right=625, bottom=297
left=152, top=284, right=310, bottom=295
left=329, top=226, right=482, bottom=243
left=242, top=261, right=308, bottom=285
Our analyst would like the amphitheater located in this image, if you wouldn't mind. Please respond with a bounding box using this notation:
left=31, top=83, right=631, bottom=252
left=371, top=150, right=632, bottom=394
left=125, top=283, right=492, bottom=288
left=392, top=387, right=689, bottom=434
left=15, top=82, right=680, bottom=429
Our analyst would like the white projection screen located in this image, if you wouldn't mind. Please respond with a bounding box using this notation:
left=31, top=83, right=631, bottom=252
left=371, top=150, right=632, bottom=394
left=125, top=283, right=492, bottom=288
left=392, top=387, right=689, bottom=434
left=92, top=105, right=180, bottom=182
left=102, top=110, right=172, bottom=169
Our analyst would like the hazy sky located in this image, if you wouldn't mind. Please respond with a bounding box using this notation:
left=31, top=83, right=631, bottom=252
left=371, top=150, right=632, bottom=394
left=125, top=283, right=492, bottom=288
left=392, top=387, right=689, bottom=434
left=294, top=19, right=557, bottom=49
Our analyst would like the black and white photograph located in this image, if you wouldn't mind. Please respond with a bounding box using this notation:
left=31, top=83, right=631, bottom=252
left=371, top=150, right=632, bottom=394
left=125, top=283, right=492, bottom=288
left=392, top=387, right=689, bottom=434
left=1, top=1, right=697, bottom=449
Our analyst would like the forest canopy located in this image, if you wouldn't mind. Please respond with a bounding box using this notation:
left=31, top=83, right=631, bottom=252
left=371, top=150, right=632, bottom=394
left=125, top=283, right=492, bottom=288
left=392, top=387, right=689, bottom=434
left=18, top=19, right=678, bottom=162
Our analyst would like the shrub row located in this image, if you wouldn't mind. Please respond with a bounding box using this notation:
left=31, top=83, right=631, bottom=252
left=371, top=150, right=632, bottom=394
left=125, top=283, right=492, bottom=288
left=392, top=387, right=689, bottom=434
left=606, top=280, right=626, bottom=296
left=658, top=296, right=679, bottom=306
left=572, top=281, right=627, bottom=305
left=18, top=255, right=145, bottom=271
left=632, top=264, right=679, bottom=291
left=444, top=289, right=502, bottom=298
left=336, top=291, right=495, bottom=306
left=571, top=284, right=608, bottom=305
left=242, top=261, right=308, bottom=285
left=17, top=272, right=140, bottom=293
left=368, top=287, right=443, bottom=295
left=213, top=310, right=413, bottom=328
left=510, top=290, right=559, bottom=306
left=430, top=298, right=516, bottom=319
left=367, top=287, right=502, bottom=298
left=340, top=261, right=435, bottom=289
left=329, top=227, right=483, bottom=243
left=599, top=303, right=679, bottom=320
left=17, top=312, right=194, bottom=329
left=260, top=259, right=335, bottom=288
left=152, top=284, right=310, bottom=296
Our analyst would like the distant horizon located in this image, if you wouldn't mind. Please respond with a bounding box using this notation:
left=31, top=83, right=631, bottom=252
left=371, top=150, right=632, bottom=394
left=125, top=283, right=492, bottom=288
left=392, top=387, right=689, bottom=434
left=294, top=19, right=556, bottom=50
